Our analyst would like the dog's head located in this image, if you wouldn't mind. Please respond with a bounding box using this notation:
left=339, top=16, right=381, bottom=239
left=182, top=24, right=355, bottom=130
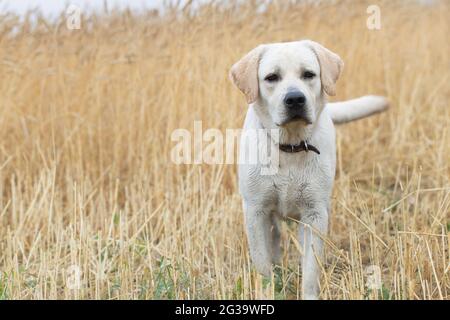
left=230, top=40, right=343, bottom=143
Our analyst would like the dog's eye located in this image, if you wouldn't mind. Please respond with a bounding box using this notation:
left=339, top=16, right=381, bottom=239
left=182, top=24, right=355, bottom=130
left=264, top=73, right=279, bottom=82
left=303, top=71, right=316, bottom=79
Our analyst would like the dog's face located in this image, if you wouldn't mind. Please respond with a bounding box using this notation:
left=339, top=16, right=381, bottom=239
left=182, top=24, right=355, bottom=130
left=258, top=42, right=323, bottom=126
left=230, top=40, right=343, bottom=142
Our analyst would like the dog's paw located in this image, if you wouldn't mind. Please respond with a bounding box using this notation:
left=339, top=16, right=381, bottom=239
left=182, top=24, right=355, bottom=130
left=303, top=293, right=319, bottom=300
left=254, top=262, right=272, bottom=277
left=271, top=251, right=282, bottom=265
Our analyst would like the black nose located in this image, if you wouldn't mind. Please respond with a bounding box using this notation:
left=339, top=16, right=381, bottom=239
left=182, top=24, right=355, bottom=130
left=284, top=91, right=306, bottom=108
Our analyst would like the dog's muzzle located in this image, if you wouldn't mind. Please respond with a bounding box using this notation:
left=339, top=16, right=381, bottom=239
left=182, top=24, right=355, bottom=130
left=282, top=90, right=312, bottom=125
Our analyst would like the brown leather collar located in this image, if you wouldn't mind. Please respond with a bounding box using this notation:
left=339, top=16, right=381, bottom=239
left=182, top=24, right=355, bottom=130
left=279, top=141, right=320, bottom=154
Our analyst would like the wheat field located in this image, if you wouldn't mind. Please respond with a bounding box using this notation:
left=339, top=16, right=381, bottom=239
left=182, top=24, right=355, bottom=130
left=0, top=0, right=448, bottom=300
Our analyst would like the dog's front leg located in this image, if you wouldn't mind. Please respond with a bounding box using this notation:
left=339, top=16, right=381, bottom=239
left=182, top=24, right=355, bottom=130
left=244, top=201, right=273, bottom=276
left=299, top=208, right=328, bottom=300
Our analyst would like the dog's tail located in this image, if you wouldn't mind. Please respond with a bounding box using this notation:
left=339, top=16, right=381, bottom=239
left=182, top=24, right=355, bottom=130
left=326, top=95, right=389, bottom=124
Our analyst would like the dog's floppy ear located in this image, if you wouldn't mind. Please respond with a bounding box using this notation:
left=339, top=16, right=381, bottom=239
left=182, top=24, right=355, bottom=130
left=305, top=40, right=344, bottom=96
left=229, top=45, right=265, bottom=104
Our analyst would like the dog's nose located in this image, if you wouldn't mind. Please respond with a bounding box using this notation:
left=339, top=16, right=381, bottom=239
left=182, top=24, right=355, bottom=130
left=284, top=91, right=306, bottom=108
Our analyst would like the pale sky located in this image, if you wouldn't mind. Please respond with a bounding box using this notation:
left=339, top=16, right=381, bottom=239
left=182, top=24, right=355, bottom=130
left=0, top=0, right=437, bottom=17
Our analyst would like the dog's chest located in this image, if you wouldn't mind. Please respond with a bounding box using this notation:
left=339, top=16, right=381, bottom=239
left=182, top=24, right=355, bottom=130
left=271, top=162, right=322, bottom=219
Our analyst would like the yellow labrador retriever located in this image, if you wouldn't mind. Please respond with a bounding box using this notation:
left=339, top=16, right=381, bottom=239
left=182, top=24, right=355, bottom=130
left=230, top=40, right=388, bottom=299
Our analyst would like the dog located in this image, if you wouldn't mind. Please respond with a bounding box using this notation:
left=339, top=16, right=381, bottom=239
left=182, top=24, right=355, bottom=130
left=229, top=40, right=388, bottom=300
